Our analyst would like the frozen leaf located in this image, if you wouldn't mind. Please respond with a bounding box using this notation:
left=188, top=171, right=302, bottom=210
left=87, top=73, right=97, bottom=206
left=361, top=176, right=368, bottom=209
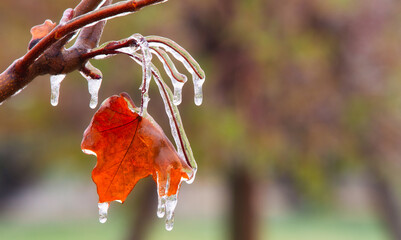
left=81, top=93, right=194, bottom=229
left=28, top=20, right=56, bottom=50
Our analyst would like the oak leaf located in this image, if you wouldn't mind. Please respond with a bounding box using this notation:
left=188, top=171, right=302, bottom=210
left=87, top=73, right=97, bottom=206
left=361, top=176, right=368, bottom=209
left=28, top=19, right=56, bottom=50
left=81, top=93, right=192, bottom=204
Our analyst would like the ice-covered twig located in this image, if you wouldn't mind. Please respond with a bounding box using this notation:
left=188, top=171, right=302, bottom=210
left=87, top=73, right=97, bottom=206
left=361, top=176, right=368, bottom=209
left=146, top=36, right=206, bottom=105
left=129, top=34, right=152, bottom=115
left=150, top=47, right=187, bottom=105
left=130, top=53, right=197, bottom=173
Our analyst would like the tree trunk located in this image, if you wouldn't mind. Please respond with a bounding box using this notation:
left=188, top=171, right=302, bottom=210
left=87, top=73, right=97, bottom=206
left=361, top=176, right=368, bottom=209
left=229, top=166, right=258, bottom=240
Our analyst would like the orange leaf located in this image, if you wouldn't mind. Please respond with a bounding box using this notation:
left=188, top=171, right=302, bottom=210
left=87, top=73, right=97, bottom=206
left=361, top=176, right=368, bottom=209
left=28, top=20, right=56, bottom=50
left=81, top=93, right=192, bottom=204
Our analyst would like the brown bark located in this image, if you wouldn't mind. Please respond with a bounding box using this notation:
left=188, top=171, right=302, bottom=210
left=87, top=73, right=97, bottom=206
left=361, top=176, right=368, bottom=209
left=229, top=166, right=257, bottom=240
left=126, top=179, right=157, bottom=240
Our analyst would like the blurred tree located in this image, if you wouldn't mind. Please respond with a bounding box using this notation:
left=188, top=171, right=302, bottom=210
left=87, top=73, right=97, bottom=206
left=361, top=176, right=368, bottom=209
left=178, top=0, right=401, bottom=239
left=2, top=0, right=401, bottom=240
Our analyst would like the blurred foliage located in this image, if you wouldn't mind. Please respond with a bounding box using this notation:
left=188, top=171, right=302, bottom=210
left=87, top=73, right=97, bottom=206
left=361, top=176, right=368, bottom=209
left=1, top=0, right=401, bottom=239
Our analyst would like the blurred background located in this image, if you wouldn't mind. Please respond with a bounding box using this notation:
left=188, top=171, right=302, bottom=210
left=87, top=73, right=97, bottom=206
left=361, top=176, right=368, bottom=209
left=0, top=0, right=401, bottom=239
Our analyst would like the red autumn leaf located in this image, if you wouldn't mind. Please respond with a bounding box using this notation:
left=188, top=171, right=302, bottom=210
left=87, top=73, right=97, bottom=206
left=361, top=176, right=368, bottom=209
left=28, top=19, right=56, bottom=50
left=81, top=92, right=192, bottom=204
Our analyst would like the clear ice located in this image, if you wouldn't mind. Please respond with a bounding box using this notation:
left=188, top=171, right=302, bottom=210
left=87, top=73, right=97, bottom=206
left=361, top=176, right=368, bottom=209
left=79, top=62, right=103, bottom=109
left=164, top=195, right=178, bottom=231
left=150, top=47, right=187, bottom=105
left=130, top=34, right=152, bottom=115
left=155, top=172, right=181, bottom=231
left=151, top=65, right=198, bottom=179
left=193, top=76, right=205, bottom=106
left=147, top=36, right=206, bottom=106
left=98, top=202, right=109, bottom=223
left=112, top=35, right=207, bottom=231
left=50, top=74, right=66, bottom=106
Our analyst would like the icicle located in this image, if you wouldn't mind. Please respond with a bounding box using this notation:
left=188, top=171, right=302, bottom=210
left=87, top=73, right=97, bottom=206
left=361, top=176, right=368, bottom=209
left=129, top=34, right=152, bottom=115
left=50, top=74, right=66, bottom=106
left=87, top=79, right=102, bottom=109
left=157, top=195, right=167, bottom=218
left=146, top=36, right=206, bottom=106
left=165, top=195, right=177, bottom=231
left=150, top=47, right=187, bottom=105
left=193, top=76, right=205, bottom=106
left=79, top=62, right=103, bottom=109
left=98, top=202, right=109, bottom=223
left=155, top=171, right=180, bottom=231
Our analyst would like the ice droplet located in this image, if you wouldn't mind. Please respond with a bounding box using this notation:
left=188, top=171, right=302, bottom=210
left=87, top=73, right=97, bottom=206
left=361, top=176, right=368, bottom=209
left=50, top=74, right=66, bottom=106
left=98, top=202, right=109, bottom=223
left=79, top=62, right=103, bottom=109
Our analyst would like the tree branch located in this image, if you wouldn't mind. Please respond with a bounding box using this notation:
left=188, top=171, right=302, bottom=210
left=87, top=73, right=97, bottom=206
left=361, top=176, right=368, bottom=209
left=74, top=0, right=114, bottom=50
left=0, top=0, right=165, bottom=103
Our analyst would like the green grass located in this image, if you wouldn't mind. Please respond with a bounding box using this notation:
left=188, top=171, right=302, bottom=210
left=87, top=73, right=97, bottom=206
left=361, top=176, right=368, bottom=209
left=0, top=213, right=390, bottom=240
left=267, top=213, right=389, bottom=240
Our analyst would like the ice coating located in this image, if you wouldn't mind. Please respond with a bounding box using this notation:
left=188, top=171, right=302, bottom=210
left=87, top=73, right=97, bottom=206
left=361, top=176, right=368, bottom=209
left=150, top=47, right=187, bottom=105
left=155, top=170, right=181, bottom=231
left=82, top=92, right=196, bottom=231
left=146, top=36, right=205, bottom=106
left=155, top=172, right=181, bottom=231
left=128, top=56, right=192, bottom=170
left=50, top=74, right=66, bottom=106
left=150, top=64, right=198, bottom=179
left=12, top=88, right=24, bottom=97
left=79, top=62, right=103, bottom=109
left=98, top=202, right=109, bottom=223
left=126, top=34, right=152, bottom=115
